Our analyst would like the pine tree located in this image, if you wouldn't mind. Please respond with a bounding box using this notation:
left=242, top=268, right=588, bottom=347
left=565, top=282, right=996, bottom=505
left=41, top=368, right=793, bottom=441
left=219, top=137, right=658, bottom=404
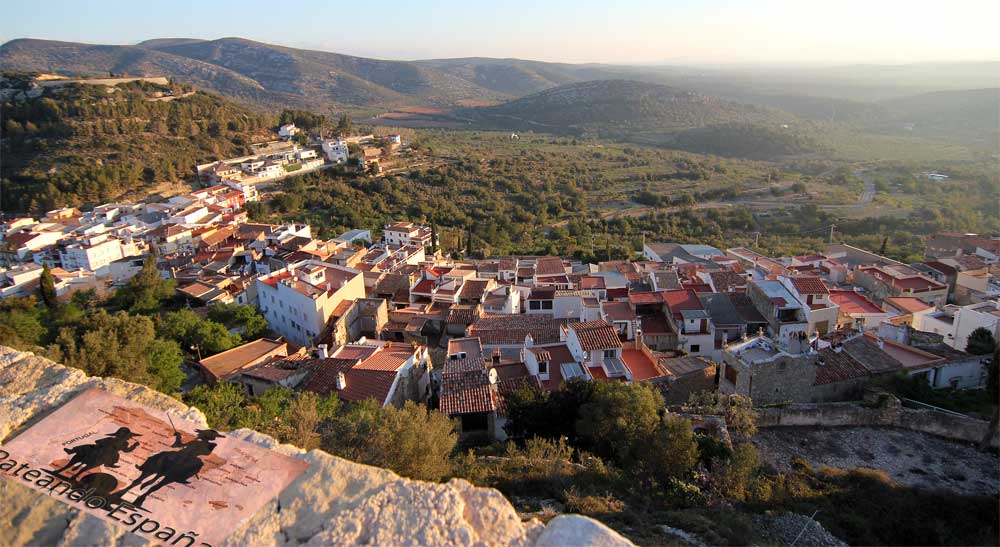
left=429, top=221, right=439, bottom=254
left=39, top=265, right=57, bottom=308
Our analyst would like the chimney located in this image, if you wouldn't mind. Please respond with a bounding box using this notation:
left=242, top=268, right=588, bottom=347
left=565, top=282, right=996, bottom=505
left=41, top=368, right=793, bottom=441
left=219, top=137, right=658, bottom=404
left=317, top=344, right=328, bottom=359
left=335, top=371, right=347, bottom=390
left=876, top=337, right=884, bottom=350
left=833, top=343, right=843, bottom=353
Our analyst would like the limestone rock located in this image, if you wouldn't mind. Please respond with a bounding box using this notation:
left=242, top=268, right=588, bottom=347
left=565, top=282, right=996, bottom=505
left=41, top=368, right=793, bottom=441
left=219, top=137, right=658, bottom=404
left=0, top=346, right=634, bottom=547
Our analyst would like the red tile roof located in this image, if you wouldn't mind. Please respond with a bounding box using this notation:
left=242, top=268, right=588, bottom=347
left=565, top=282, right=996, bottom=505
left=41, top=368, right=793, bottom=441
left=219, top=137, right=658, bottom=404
left=661, top=289, right=703, bottom=319
left=470, top=314, right=563, bottom=346
left=302, top=357, right=399, bottom=404
left=570, top=321, right=623, bottom=351
left=814, top=348, right=870, bottom=385
left=790, top=276, right=829, bottom=295
left=535, top=257, right=566, bottom=276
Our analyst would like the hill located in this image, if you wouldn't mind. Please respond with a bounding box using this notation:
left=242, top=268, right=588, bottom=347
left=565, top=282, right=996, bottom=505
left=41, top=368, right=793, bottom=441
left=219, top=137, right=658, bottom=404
left=0, top=38, right=631, bottom=110
left=0, top=38, right=533, bottom=109
left=414, top=57, right=626, bottom=97
left=464, top=79, right=813, bottom=158
left=0, top=38, right=289, bottom=106
left=876, top=88, right=1000, bottom=148
left=0, top=74, right=273, bottom=212
left=466, top=79, right=794, bottom=130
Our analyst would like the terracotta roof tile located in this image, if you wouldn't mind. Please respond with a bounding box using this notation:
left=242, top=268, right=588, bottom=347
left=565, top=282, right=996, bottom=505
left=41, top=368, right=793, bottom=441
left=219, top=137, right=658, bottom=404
left=570, top=321, right=623, bottom=351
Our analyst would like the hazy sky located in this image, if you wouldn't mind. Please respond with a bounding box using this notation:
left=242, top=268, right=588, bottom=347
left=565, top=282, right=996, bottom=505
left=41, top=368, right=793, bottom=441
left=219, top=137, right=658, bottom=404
left=3, top=0, right=998, bottom=64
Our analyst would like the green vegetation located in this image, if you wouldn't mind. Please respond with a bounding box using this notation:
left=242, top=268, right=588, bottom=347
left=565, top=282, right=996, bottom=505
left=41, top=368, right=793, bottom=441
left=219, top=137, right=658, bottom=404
left=0, top=259, right=267, bottom=393
left=966, top=327, right=997, bottom=356
left=186, top=384, right=458, bottom=482
left=1, top=76, right=272, bottom=211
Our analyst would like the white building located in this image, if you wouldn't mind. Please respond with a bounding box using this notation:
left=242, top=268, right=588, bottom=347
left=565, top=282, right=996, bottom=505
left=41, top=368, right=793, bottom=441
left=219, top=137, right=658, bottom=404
left=278, top=123, right=300, bottom=139
left=383, top=221, right=436, bottom=248
left=321, top=139, right=350, bottom=164
left=921, top=301, right=1000, bottom=351
left=58, top=235, right=124, bottom=273
left=254, top=260, right=366, bottom=346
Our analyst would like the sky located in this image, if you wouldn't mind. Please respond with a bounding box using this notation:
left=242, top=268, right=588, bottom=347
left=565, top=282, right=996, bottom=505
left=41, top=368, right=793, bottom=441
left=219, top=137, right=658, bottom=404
left=2, top=0, right=998, bottom=65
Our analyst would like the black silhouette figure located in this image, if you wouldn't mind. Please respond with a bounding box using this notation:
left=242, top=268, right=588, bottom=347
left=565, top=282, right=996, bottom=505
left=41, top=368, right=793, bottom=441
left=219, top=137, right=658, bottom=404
left=118, top=429, right=224, bottom=508
left=52, top=427, right=142, bottom=479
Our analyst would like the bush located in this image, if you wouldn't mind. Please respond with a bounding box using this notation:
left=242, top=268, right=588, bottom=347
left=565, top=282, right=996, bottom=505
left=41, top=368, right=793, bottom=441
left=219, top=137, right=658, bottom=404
left=322, top=400, right=457, bottom=481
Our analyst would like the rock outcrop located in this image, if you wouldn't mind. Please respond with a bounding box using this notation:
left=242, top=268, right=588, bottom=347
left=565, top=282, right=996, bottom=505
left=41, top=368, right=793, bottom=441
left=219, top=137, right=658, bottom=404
left=0, top=346, right=633, bottom=547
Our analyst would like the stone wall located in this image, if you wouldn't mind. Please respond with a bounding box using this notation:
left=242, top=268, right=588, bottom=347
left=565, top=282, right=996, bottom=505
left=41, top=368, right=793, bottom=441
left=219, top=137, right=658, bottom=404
left=0, top=346, right=633, bottom=547
left=757, top=399, right=998, bottom=448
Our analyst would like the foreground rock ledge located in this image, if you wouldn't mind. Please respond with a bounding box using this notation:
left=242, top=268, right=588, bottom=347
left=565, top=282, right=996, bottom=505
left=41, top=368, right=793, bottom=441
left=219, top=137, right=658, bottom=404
left=0, top=346, right=633, bottom=547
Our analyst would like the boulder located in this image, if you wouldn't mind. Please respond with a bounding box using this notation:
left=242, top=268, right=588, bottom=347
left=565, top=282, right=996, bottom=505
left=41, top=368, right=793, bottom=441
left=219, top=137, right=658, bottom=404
left=0, top=346, right=634, bottom=547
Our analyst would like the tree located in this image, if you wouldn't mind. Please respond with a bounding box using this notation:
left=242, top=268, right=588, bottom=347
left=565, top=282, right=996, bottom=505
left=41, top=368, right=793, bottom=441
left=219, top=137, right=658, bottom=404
left=39, top=265, right=57, bottom=308
left=711, top=443, right=760, bottom=501
left=336, top=113, right=353, bottom=136
left=632, top=414, right=699, bottom=486
left=114, top=251, right=175, bottom=313
left=158, top=309, right=241, bottom=356
left=146, top=338, right=186, bottom=392
left=0, top=296, right=46, bottom=348
left=51, top=310, right=181, bottom=388
left=321, top=400, right=457, bottom=481
left=966, top=327, right=997, bottom=356
left=575, top=381, right=663, bottom=463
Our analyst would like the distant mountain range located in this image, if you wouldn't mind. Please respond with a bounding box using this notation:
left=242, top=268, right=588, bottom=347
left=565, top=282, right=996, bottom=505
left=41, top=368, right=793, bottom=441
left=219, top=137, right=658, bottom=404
left=2, top=37, right=995, bottom=152
left=0, top=37, right=630, bottom=109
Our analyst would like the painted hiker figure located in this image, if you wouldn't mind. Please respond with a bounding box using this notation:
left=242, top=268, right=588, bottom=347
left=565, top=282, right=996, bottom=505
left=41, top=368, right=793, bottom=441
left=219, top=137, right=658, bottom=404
left=118, top=428, right=224, bottom=508
left=52, top=427, right=142, bottom=479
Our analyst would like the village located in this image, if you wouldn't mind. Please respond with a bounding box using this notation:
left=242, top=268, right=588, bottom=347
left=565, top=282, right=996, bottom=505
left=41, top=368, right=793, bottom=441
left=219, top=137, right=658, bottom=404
left=2, top=163, right=998, bottom=442
left=196, top=123, right=406, bottom=188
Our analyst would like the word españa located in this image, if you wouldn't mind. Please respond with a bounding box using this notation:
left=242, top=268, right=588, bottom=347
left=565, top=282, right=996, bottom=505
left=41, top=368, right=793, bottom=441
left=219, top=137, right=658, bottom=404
left=0, top=448, right=212, bottom=547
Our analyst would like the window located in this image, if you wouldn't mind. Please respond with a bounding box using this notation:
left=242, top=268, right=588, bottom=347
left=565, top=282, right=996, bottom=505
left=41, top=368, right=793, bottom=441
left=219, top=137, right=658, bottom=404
left=603, top=349, right=617, bottom=359
left=561, top=362, right=585, bottom=380
left=542, top=301, right=553, bottom=310
left=538, top=361, right=549, bottom=375
left=529, top=300, right=542, bottom=310
left=690, top=344, right=701, bottom=353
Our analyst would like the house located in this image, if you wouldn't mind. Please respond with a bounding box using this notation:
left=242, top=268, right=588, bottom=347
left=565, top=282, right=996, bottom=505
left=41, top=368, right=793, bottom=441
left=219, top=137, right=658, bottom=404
left=853, top=265, right=948, bottom=306
left=383, top=222, right=436, bottom=248
left=301, top=341, right=432, bottom=407
left=57, top=235, right=125, bottom=273
left=883, top=296, right=935, bottom=327
left=921, top=301, right=1000, bottom=351
left=0, top=263, right=44, bottom=299
left=718, top=333, right=891, bottom=404
left=658, top=355, right=717, bottom=404
left=644, top=242, right=723, bottom=268
left=254, top=260, right=366, bottom=346
left=439, top=337, right=537, bottom=440
left=784, top=276, right=839, bottom=336
left=747, top=280, right=810, bottom=348
left=565, top=321, right=628, bottom=380
left=726, top=247, right=791, bottom=278
left=699, top=293, right=747, bottom=350
left=321, top=139, right=350, bottom=164
left=278, top=123, right=300, bottom=139
left=196, top=338, right=291, bottom=383
left=828, top=290, right=888, bottom=331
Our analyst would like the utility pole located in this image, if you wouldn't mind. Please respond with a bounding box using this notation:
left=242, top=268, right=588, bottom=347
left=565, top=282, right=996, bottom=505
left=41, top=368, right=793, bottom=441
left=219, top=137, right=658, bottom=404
left=753, top=231, right=760, bottom=248
left=829, top=224, right=835, bottom=244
